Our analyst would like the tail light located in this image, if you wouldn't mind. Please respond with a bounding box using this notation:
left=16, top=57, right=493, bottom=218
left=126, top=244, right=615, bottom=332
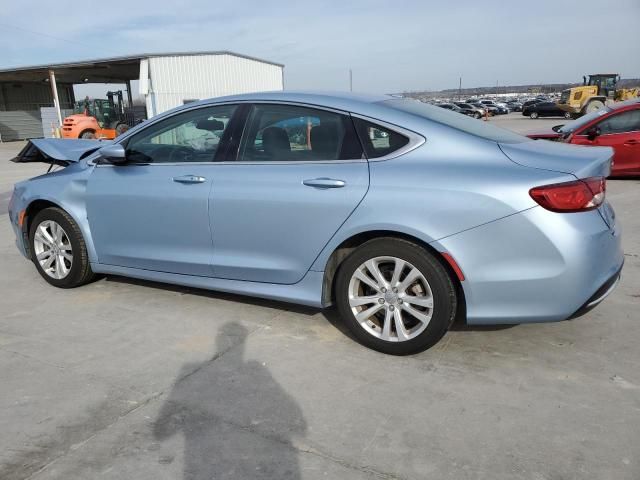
left=529, top=177, right=605, bottom=212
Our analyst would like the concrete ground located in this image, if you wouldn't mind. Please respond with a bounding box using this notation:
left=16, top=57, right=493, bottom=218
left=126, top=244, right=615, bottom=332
left=1, top=115, right=639, bottom=480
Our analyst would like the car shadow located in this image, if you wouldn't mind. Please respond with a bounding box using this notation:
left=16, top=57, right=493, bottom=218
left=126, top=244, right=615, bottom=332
left=104, top=275, right=518, bottom=339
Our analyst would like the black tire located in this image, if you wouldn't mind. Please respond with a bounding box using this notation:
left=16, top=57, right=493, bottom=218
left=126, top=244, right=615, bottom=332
left=474, top=112, right=481, bottom=119
left=334, top=238, right=458, bottom=355
left=79, top=129, right=96, bottom=139
left=29, top=207, right=95, bottom=288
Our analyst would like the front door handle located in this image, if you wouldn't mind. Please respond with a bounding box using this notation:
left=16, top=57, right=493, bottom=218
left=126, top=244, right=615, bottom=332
left=173, top=175, right=206, bottom=184
left=302, top=178, right=346, bottom=189
left=624, top=139, right=639, bottom=145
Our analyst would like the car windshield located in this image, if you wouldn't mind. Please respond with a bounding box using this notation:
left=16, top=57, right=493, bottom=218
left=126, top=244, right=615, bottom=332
left=558, top=107, right=612, bottom=133
left=382, top=98, right=525, bottom=143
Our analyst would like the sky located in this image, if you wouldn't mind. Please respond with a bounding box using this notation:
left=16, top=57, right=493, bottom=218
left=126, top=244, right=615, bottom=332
left=1, top=0, right=639, bottom=99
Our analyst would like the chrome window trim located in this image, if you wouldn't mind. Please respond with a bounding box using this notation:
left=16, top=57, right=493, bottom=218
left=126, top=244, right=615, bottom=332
left=93, top=159, right=368, bottom=168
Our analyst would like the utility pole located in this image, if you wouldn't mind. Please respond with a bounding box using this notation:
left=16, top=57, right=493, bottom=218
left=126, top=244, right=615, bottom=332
left=349, top=69, right=353, bottom=92
left=458, top=77, right=462, bottom=100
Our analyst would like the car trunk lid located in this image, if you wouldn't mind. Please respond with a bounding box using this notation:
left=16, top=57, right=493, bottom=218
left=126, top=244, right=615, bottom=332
left=499, top=139, right=612, bottom=179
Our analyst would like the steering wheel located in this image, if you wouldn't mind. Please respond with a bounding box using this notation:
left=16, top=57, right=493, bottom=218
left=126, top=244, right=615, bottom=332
left=168, top=146, right=195, bottom=163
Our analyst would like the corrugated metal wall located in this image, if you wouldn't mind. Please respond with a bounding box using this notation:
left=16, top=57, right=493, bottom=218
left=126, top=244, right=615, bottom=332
left=146, top=54, right=283, bottom=115
left=40, top=107, right=73, bottom=138
left=0, top=111, right=42, bottom=141
left=0, top=82, right=74, bottom=111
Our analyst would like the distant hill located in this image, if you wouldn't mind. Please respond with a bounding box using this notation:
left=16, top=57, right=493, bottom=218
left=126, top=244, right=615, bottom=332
left=399, top=78, right=640, bottom=99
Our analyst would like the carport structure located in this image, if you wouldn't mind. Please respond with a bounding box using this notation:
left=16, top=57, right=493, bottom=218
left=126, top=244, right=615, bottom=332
left=0, top=51, right=284, bottom=141
left=0, top=55, right=139, bottom=141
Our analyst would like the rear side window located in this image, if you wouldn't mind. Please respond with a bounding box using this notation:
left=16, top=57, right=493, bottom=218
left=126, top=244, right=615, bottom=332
left=238, top=104, right=363, bottom=161
left=352, top=118, right=409, bottom=159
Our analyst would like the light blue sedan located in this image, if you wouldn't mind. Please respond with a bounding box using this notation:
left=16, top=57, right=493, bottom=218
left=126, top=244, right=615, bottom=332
left=9, top=92, right=623, bottom=354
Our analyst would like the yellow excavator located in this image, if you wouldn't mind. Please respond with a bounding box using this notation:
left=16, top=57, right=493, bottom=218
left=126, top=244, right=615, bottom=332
left=557, top=73, right=639, bottom=118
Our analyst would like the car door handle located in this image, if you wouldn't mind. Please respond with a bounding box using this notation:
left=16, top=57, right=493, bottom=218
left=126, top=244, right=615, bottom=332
left=173, top=175, right=206, bottom=184
left=624, top=139, right=639, bottom=145
left=302, top=178, right=346, bottom=189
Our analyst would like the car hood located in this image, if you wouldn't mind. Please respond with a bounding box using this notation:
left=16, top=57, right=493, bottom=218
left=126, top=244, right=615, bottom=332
left=11, top=138, right=105, bottom=166
left=525, top=128, right=562, bottom=140
left=499, top=139, right=612, bottom=179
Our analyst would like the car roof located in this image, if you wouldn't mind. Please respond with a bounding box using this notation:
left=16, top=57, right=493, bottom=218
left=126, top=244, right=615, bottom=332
left=197, top=90, right=391, bottom=111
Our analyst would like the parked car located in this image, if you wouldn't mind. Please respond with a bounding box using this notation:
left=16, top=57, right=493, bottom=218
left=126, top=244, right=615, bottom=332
left=522, top=99, right=544, bottom=109
left=437, top=103, right=464, bottom=114
left=9, top=92, right=622, bottom=355
left=523, top=101, right=572, bottom=119
left=507, top=101, right=523, bottom=112
left=479, top=100, right=506, bottom=115
left=467, top=100, right=496, bottom=115
left=527, top=98, right=640, bottom=176
left=454, top=102, right=483, bottom=119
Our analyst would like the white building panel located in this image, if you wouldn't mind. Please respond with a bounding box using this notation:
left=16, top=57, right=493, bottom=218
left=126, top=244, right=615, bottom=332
left=145, top=53, right=283, bottom=115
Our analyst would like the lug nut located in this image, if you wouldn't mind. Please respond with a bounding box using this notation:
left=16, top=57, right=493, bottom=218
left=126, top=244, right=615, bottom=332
left=381, top=287, right=387, bottom=293
left=378, top=298, right=385, bottom=304
left=389, top=305, right=395, bottom=311
left=392, top=287, right=398, bottom=293
left=398, top=299, right=403, bottom=304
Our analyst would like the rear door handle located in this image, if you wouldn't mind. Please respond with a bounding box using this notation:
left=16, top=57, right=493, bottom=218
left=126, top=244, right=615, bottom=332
left=302, top=178, right=346, bottom=189
left=173, top=175, right=206, bottom=184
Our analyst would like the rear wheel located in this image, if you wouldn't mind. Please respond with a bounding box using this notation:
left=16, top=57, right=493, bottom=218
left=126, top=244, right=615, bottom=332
left=29, top=207, right=94, bottom=288
left=530, top=112, right=539, bottom=119
left=335, top=238, right=457, bottom=355
left=563, top=111, right=572, bottom=119
left=79, top=129, right=96, bottom=139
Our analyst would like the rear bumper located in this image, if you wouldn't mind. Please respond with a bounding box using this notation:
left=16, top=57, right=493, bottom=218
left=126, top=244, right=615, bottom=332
left=569, top=265, right=622, bottom=319
left=434, top=206, right=623, bottom=325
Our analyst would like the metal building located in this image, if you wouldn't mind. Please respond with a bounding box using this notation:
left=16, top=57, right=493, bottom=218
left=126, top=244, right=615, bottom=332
left=0, top=51, right=284, bottom=141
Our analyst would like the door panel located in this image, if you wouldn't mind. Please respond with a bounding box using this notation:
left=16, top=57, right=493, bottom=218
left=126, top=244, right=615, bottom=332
left=208, top=103, right=370, bottom=284
left=87, top=164, right=216, bottom=275
left=572, top=109, right=640, bottom=175
left=86, top=103, right=238, bottom=276
left=209, top=162, right=368, bottom=284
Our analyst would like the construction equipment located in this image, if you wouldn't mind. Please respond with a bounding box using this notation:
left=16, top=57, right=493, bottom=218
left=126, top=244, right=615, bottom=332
left=557, top=74, right=640, bottom=118
left=61, top=90, right=130, bottom=139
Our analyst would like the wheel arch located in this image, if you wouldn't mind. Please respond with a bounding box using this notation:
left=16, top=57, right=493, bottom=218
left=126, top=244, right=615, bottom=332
left=22, top=198, right=96, bottom=263
left=320, top=230, right=466, bottom=322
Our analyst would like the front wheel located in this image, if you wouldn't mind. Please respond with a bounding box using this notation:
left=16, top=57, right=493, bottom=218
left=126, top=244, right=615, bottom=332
left=563, top=111, right=572, bottom=119
left=530, top=112, right=539, bottom=119
left=29, top=207, right=95, bottom=288
left=474, top=112, right=481, bottom=119
left=334, top=238, right=458, bottom=355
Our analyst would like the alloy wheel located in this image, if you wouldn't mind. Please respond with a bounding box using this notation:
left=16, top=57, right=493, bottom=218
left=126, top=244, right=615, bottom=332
left=33, top=220, right=73, bottom=279
left=348, top=256, right=434, bottom=342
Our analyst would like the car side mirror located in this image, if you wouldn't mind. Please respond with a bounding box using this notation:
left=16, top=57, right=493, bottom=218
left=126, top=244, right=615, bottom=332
left=586, top=127, right=601, bottom=141
left=98, top=143, right=127, bottom=165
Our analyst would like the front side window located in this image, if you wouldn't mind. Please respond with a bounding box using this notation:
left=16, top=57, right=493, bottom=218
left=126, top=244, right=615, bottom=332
left=238, top=104, right=363, bottom=162
left=352, top=118, right=410, bottom=159
left=596, top=109, right=640, bottom=135
left=125, top=104, right=237, bottom=163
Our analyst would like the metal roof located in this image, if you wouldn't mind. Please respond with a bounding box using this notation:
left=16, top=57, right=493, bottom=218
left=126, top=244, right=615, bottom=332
left=0, top=51, right=284, bottom=84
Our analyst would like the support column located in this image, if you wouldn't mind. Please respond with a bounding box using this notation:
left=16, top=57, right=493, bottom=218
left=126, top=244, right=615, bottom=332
left=48, top=69, right=63, bottom=127
left=126, top=80, right=133, bottom=107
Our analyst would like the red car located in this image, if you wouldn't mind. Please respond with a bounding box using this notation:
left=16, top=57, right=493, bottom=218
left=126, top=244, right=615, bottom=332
left=527, top=98, right=640, bottom=176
